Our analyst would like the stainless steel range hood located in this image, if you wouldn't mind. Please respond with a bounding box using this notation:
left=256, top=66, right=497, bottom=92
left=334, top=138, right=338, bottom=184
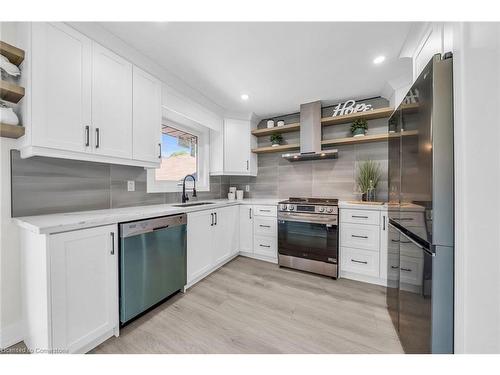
left=282, top=101, right=338, bottom=162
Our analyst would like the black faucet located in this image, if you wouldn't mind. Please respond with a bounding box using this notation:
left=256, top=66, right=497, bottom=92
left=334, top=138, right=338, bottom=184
left=181, top=174, right=197, bottom=203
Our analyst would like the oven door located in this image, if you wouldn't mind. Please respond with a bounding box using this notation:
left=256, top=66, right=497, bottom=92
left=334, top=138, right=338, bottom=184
left=278, top=213, right=338, bottom=263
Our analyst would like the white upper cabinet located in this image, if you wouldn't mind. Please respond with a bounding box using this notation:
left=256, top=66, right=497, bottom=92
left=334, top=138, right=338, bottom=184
left=21, top=22, right=162, bottom=168
left=91, top=43, right=133, bottom=159
left=224, top=119, right=251, bottom=174
left=31, top=22, right=92, bottom=153
left=132, top=66, right=162, bottom=164
left=210, top=118, right=257, bottom=176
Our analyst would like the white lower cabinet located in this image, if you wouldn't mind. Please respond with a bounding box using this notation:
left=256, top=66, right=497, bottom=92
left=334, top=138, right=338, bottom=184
left=21, top=224, right=119, bottom=354
left=339, top=206, right=387, bottom=286
left=187, top=205, right=239, bottom=286
left=239, top=205, right=254, bottom=253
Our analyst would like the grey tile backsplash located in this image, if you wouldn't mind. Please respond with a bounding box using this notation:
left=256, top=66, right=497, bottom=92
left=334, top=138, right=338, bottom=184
left=10, top=109, right=388, bottom=217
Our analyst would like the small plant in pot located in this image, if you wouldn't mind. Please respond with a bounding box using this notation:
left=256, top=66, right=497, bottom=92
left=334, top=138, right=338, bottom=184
left=350, top=118, right=368, bottom=137
left=270, top=133, right=284, bottom=147
left=356, top=160, right=381, bottom=201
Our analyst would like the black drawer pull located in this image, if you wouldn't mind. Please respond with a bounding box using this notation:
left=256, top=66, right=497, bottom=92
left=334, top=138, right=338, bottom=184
left=352, top=215, right=369, bottom=219
left=259, top=209, right=271, bottom=212
left=401, top=267, right=412, bottom=272
left=352, top=234, right=368, bottom=239
left=391, top=239, right=400, bottom=243
left=259, top=225, right=271, bottom=228
left=394, top=218, right=414, bottom=221
left=391, top=265, right=399, bottom=269
left=351, top=259, right=368, bottom=265
left=259, top=244, right=271, bottom=248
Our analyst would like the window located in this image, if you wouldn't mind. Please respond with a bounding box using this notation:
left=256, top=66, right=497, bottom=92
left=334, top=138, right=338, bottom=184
left=155, top=125, right=198, bottom=182
left=147, top=121, right=210, bottom=193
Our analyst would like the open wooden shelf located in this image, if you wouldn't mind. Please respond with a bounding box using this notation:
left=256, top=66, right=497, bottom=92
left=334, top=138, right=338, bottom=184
left=0, top=40, right=25, bottom=66
left=251, top=122, right=300, bottom=136
left=0, top=80, right=25, bottom=103
left=0, top=123, right=25, bottom=139
left=251, top=143, right=300, bottom=154
left=321, top=133, right=389, bottom=147
left=321, top=107, right=394, bottom=126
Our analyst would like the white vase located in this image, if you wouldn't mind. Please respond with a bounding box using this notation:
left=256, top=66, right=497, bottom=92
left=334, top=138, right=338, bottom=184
left=0, top=106, right=19, bottom=125
left=267, top=120, right=275, bottom=128
left=277, top=120, right=285, bottom=127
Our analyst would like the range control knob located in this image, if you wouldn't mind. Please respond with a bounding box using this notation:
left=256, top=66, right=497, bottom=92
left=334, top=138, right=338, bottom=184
left=288, top=205, right=295, bottom=211
left=318, top=207, right=325, bottom=213
left=280, top=204, right=288, bottom=211
left=326, top=207, right=333, bottom=213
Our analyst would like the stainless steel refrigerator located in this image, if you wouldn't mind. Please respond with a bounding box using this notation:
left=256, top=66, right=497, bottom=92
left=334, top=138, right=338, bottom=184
left=387, top=53, right=454, bottom=354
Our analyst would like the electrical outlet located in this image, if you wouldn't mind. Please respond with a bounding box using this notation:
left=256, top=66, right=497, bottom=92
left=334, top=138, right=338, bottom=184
left=245, top=185, right=250, bottom=192
left=127, top=180, right=135, bottom=192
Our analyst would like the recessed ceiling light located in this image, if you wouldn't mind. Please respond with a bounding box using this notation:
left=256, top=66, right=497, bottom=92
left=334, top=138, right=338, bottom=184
left=373, top=55, right=386, bottom=65
left=240, top=94, right=249, bottom=101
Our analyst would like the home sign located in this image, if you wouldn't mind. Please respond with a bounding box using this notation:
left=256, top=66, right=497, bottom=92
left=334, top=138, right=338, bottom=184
left=331, top=99, right=374, bottom=117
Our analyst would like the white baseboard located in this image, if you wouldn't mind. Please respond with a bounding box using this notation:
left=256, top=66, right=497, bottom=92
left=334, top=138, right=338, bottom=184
left=0, top=320, right=24, bottom=349
left=340, top=271, right=388, bottom=287
left=239, top=252, right=278, bottom=264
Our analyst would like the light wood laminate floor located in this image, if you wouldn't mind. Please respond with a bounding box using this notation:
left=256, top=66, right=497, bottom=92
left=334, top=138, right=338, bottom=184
left=91, top=256, right=403, bottom=354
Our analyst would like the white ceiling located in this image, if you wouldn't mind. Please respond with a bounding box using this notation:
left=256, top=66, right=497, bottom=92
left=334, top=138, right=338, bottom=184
left=100, top=22, right=413, bottom=118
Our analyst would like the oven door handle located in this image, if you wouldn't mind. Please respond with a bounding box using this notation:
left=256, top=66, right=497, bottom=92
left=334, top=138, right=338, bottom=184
left=278, top=217, right=337, bottom=226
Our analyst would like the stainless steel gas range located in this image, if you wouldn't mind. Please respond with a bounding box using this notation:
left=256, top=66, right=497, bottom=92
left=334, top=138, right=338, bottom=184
left=278, top=198, right=339, bottom=278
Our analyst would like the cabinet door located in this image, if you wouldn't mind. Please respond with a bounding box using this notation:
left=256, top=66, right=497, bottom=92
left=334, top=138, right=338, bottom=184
left=31, top=22, right=92, bottom=152
left=187, top=210, right=214, bottom=283
left=214, top=206, right=239, bottom=263
left=379, top=211, right=388, bottom=282
left=49, top=224, right=118, bottom=353
left=92, top=43, right=133, bottom=158
left=239, top=205, right=253, bottom=253
left=223, top=119, right=250, bottom=174
left=132, top=66, right=162, bottom=163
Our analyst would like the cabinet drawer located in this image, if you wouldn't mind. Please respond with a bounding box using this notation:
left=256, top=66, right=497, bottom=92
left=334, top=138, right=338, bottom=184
left=400, top=255, right=424, bottom=286
left=253, top=217, right=277, bottom=237
left=341, top=223, right=380, bottom=252
left=393, top=211, right=425, bottom=227
left=341, top=209, right=380, bottom=225
left=253, top=235, right=277, bottom=258
left=253, top=205, right=277, bottom=217
left=341, top=247, right=380, bottom=278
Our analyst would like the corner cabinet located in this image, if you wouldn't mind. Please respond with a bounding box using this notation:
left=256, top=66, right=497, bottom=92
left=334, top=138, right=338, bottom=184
left=20, top=224, right=119, bottom=354
left=18, top=22, right=161, bottom=168
left=210, top=118, right=257, bottom=176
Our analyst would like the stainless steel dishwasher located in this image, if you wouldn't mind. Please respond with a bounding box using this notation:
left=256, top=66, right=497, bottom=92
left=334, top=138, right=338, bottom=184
left=119, top=214, right=187, bottom=325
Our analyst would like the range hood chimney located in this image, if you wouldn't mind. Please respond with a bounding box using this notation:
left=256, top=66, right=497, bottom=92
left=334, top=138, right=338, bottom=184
left=282, top=101, right=338, bottom=162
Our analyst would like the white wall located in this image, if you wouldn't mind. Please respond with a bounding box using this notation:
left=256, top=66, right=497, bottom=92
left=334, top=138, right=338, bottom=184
left=452, top=22, right=500, bottom=354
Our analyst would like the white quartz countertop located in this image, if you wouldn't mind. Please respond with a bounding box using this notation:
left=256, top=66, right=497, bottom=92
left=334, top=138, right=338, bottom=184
left=14, top=199, right=280, bottom=235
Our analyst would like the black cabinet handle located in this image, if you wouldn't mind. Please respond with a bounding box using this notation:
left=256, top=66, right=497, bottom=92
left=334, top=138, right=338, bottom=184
left=214, top=212, right=217, bottom=226
left=352, top=215, right=368, bottom=219
left=246, top=160, right=249, bottom=170
left=391, top=265, right=399, bottom=269
left=383, top=215, right=386, bottom=230
left=352, top=234, right=368, bottom=239
left=95, top=128, right=100, bottom=148
left=259, top=225, right=271, bottom=228
left=158, top=143, right=162, bottom=159
left=259, top=244, right=271, bottom=248
left=260, top=209, right=271, bottom=212
left=210, top=213, right=214, bottom=226
left=249, top=208, right=252, bottom=219
left=391, top=239, right=400, bottom=243
left=351, top=259, right=368, bottom=264
left=110, top=232, right=115, bottom=255
left=401, top=267, right=412, bottom=272
left=85, top=126, right=90, bottom=146
left=394, top=218, right=414, bottom=221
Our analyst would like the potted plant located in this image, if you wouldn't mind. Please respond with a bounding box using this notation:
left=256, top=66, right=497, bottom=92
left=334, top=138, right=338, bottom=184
left=350, top=118, right=368, bottom=137
left=270, top=133, right=283, bottom=147
left=356, top=160, right=381, bottom=201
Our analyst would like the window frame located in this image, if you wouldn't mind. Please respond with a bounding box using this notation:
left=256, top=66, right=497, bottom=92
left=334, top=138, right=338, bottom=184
left=147, top=120, right=210, bottom=193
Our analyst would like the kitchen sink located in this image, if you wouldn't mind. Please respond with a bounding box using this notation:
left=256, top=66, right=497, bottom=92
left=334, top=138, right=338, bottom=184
left=172, top=202, right=216, bottom=207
